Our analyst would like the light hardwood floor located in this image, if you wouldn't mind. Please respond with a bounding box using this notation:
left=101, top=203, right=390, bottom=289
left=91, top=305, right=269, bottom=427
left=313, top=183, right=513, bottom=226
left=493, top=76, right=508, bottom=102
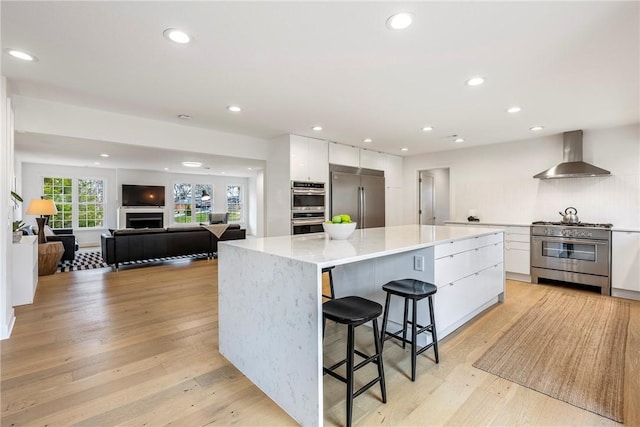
left=2, top=259, right=638, bottom=426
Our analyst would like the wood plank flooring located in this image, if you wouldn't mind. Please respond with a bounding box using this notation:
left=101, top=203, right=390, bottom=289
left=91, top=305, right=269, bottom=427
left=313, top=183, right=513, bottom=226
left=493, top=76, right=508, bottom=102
left=2, top=258, right=638, bottom=426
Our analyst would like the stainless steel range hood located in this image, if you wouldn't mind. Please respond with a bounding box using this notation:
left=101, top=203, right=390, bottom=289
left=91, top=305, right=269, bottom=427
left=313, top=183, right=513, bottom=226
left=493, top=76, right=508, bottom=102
left=534, top=130, right=611, bottom=179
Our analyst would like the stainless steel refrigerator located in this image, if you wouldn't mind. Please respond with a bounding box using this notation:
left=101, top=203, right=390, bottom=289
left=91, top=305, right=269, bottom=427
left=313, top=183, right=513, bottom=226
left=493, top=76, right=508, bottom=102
left=330, top=165, right=385, bottom=229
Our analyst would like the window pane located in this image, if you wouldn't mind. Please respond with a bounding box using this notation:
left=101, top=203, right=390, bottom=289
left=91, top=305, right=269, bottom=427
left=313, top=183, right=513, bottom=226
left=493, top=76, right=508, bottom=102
left=226, top=185, right=242, bottom=223
left=43, top=176, right=73, bottom=230
left=195, top=184, right=213, bottom=223
left=173, top=183, right=192, bottom=224
left=78, top=179, right=104, bottom=228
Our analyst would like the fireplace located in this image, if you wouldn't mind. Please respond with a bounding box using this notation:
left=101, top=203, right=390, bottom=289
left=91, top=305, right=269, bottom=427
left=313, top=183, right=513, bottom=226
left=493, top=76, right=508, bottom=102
left=126, top=212, right=164, bottom=229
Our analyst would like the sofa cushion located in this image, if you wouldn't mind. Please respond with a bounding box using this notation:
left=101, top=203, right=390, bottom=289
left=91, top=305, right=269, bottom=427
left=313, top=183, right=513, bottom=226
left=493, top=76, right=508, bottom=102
left=113, top=228, right=167, bottom=236
left=166, top=226, right=203, bottom=233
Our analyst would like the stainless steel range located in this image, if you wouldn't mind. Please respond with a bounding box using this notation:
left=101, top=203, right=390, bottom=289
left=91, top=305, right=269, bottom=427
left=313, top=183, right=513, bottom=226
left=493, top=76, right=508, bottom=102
left=530, top=221, right=612, bottom=295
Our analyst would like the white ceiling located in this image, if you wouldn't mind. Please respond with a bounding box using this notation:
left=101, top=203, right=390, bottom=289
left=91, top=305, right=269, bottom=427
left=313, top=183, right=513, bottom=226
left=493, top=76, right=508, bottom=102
left=2, top=1, right=639, bottom=173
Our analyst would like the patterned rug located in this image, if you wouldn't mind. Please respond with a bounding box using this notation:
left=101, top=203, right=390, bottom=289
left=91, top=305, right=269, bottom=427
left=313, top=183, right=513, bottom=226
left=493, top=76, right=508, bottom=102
left=57, top=251, right=211, bottom=273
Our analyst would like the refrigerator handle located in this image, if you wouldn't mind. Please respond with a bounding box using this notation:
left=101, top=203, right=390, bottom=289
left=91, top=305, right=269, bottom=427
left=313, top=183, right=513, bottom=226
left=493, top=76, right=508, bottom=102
left=359, top=186, right=365, bottom=228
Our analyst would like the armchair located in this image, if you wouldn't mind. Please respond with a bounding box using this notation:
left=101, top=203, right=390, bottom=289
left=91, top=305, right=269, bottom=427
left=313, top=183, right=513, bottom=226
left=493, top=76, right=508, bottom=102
left=46, top=228, right=78, bottom=262
left=208, top=212, right=229, bottom=224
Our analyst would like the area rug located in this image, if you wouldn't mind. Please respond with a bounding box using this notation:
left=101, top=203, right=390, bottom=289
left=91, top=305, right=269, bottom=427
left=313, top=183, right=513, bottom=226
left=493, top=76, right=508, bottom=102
left=57, top=251, right=210, bottom=273
left=473, top=291, right=630, bottom=422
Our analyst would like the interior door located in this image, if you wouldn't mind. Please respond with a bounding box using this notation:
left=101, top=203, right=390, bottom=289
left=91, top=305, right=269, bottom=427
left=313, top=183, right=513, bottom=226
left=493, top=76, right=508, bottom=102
left=420, top=173, right=435, bottom=225
left=361, top=174, right=385, bottom=228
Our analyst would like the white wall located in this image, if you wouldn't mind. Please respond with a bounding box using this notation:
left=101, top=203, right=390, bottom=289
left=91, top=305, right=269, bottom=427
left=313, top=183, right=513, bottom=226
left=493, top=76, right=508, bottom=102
left=20, top=163, right=251, bottom=246
left=403, top=123, right=640, bottom=228
left=266, top=135, right=292, bottom=237
left=1, top=76, right=17, bottom=339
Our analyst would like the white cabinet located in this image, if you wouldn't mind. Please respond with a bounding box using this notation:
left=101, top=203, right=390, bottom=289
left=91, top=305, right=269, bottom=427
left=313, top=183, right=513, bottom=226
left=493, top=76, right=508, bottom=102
left=359, top=149, right=386, bottom=170
left=384, top=154, right=403, bottom=188
left=12, top=235, right=38, bottom=306
left=433, top=232, right=505, bottom=334
left=328, top=142, right=359, bottom=168
left=504, top=226, right=531, bottom=277
left=290, top=135, right=328, bottom=183
left=612, top=231, right=640, bottom=297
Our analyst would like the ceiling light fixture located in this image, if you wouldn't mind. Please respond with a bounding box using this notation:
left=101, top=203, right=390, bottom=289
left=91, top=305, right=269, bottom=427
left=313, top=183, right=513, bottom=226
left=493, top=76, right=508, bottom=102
left=182, top=161, right=202, bottom=168
left=530, top=126, right=544, bottom=131
left=100, top=153, right=109, bottom=158
left=386, top=12, right=413, bottom=30
left=363, top=138, right=373, bottom=143
left=178, top=114, right=192, bottom=120
left=506, top=106, right=521, bottom=113
left=312, top=126, right=323, bottom=131
left=94, top=162, right=101, bottom=165
left=227, top=105, right=242, bottom=113
left=5, top=48, right=37, bottom=61
left=163, top=28, right=191, bottom=44
left=466, top=77, right=485, bottom=86
left=164, top=168, right=169, bottom=171
left=422, top=126, right=433, bottom=132
left=455, top=138, right=465, bottom=143
left=401, top=147, right=409, bottom=151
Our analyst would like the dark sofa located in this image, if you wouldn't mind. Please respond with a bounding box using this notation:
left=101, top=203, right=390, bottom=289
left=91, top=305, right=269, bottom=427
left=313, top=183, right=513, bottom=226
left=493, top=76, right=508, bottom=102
left=101, top=225, right=246, bottom=269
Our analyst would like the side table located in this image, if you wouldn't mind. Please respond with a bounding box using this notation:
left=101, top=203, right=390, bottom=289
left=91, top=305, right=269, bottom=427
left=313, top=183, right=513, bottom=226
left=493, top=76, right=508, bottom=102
left=38, top=241, right=64, bottom=276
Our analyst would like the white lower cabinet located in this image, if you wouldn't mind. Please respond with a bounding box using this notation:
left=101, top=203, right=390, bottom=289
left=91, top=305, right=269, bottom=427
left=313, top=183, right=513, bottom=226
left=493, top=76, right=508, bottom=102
left=612, top=231, right=640, bottom=297
left=12, top=235, right=39, bottom=306
left=433, top=232, right=504, bottom=335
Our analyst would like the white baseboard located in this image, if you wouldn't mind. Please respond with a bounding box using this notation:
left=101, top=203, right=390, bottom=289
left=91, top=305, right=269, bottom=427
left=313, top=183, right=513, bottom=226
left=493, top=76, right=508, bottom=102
left=1, top=311, right=16, bottom=340
left=506, top=272, right=531, bottom=283
left=611, top=288, right=640, bottom=301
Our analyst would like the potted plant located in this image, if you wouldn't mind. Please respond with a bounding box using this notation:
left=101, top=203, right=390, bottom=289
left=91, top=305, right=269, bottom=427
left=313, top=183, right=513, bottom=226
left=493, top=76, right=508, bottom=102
left=12, top=220, right=24, bottom=243
left=11, top=191, right=24, bottom=243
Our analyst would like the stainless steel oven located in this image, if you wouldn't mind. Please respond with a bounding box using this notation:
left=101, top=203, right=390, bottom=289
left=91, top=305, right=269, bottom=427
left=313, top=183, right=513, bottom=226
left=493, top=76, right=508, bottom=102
left=530, top=222, right=612, bottom=295
left=291, top=181, right=325, bottom=212
left=291, top=211, right=325, bottom=235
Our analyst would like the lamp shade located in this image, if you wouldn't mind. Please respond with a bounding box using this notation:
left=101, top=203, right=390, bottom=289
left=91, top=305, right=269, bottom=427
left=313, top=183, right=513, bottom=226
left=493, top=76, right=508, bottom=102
left=26, top=199, right=58, bottom=216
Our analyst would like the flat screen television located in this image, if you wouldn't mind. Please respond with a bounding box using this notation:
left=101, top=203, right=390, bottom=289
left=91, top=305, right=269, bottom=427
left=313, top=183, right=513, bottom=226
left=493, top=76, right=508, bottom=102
left=122, top=184, right=165, bottom=207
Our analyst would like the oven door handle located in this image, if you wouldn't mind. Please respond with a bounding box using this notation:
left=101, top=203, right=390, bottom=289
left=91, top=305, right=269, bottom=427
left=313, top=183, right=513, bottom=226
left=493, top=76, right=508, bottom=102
left=534, top=237, right=609, bottom=246
left=291, top=189, right=325, bottom=195
left=291, top=219, right=326, bottom=226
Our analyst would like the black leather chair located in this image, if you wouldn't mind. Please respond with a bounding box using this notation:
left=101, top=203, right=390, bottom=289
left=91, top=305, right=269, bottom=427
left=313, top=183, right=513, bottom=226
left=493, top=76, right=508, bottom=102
left=47, top=229, right=78, bottom=261
left=208, top=212, right=229, bottom=224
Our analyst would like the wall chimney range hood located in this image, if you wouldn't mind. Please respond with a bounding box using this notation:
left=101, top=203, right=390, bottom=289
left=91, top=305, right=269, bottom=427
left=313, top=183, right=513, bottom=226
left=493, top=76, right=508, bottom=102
left=533, top=130, right=611, bottom=179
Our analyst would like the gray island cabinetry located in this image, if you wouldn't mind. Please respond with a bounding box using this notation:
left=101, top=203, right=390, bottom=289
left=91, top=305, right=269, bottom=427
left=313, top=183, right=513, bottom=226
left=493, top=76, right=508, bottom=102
left=218, top=225, right=504, bottom=426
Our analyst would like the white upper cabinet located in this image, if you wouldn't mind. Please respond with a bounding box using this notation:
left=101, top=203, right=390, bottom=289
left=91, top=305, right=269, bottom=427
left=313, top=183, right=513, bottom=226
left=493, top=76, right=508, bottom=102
left=384, top=154, right=403, bottom=188
left=290, top=135, right=328, bottom=183
left=328, top=142, right=359, bottom=168
left=359, top=149, right=386, bottom=171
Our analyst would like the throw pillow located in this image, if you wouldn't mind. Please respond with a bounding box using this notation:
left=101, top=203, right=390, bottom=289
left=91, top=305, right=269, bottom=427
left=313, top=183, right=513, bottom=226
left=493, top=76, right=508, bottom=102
left=19, top=225, right=34, bottom=235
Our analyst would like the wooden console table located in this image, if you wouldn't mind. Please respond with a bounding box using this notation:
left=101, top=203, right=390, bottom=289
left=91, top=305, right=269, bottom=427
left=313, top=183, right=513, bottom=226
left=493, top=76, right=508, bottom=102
left=38, top=241, right=64, bottom=276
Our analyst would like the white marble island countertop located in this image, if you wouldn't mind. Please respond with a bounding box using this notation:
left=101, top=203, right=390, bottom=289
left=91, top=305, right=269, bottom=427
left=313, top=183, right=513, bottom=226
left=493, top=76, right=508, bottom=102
left=220, top=224, right=504, bottom=268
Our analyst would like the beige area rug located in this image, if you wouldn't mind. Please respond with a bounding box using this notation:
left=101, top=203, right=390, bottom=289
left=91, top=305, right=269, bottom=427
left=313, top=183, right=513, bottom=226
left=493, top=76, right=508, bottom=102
left=473, top=291, right=630, bottom=422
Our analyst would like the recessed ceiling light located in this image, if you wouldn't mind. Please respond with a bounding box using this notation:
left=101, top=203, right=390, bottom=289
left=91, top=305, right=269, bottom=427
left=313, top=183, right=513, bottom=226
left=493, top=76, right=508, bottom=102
left=227, top=105, right=242, bottom=113
left=163, top=28, right=191, bottom=44
left=94, top=162, right=101, bottom=165
left=455, top=138, right=465, bottom=143
left=386, top=12, right=413, bottom=30
left=506, top=106, right=521, bottom=113
left=530, top=126, right=544, bottom=131
left=100, top=153, right=109, bottom=158
left=363, top=138, right=373, bottom=143
left=164, top=168, right=169, bottom=171
left=422, top=126, right=433, bottom=132
left=466, top=77, right=485, bottom=86
left=182, top=161, right=202, bottom=168
left=401, top=147, right=409, bottom=151
left=178, top=114, right=192, bottom=120
left=312, top=126, right=323, bottom=131
left=247, top=167, right=252, bottom=170
left=5, top=48, right=37, bottom=61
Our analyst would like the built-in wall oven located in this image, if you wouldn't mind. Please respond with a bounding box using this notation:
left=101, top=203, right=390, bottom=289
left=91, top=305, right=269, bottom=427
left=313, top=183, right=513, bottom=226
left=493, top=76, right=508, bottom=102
left=530, top=222, right=612, bottom=295
left=291, top=181, right=326, bottom=235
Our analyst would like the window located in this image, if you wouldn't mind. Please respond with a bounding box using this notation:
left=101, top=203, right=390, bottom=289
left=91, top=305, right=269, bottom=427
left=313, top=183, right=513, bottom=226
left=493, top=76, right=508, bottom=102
left=226, top=184, right=242, bottom=223
left=77, top=179, right=105, bottom=228
left=173, top=182, right=213, bottom=224
left=42, top=176, right=104, bottom=229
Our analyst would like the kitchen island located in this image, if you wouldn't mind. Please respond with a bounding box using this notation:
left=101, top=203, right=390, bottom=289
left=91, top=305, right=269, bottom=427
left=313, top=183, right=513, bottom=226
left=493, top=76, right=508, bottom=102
left=218, top=225, right=504, bottom=426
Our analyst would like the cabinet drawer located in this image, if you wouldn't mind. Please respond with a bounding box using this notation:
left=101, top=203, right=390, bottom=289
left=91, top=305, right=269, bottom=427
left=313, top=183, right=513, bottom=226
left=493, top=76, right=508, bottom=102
left=434, top=263, right=504, bottom=333
left=435, top=238, right=474, bottom=259
left=476, top=232, right=503, bottom=247
left=505, top=247, right=530, bottom=275
left=435, top=242, right=503, bottom=285
left=505, top=240, right=529, bottom=251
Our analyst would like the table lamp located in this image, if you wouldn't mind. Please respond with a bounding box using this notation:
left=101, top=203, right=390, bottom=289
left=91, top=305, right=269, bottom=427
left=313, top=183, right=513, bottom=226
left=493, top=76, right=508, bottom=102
left=26, top=199, right=58, bottom=244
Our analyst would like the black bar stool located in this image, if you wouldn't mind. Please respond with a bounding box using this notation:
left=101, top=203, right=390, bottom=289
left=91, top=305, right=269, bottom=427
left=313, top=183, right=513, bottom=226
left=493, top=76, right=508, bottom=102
left=380, top=278, right=439, bottom=381
left=322, top=266, right=335, bottom=299
left=323, top=296, right=387, bottom=427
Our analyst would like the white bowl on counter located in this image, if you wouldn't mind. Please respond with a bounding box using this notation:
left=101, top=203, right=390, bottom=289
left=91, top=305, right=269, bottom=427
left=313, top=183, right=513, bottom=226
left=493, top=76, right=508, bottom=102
left=322, top=222, right=357, bottom=240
